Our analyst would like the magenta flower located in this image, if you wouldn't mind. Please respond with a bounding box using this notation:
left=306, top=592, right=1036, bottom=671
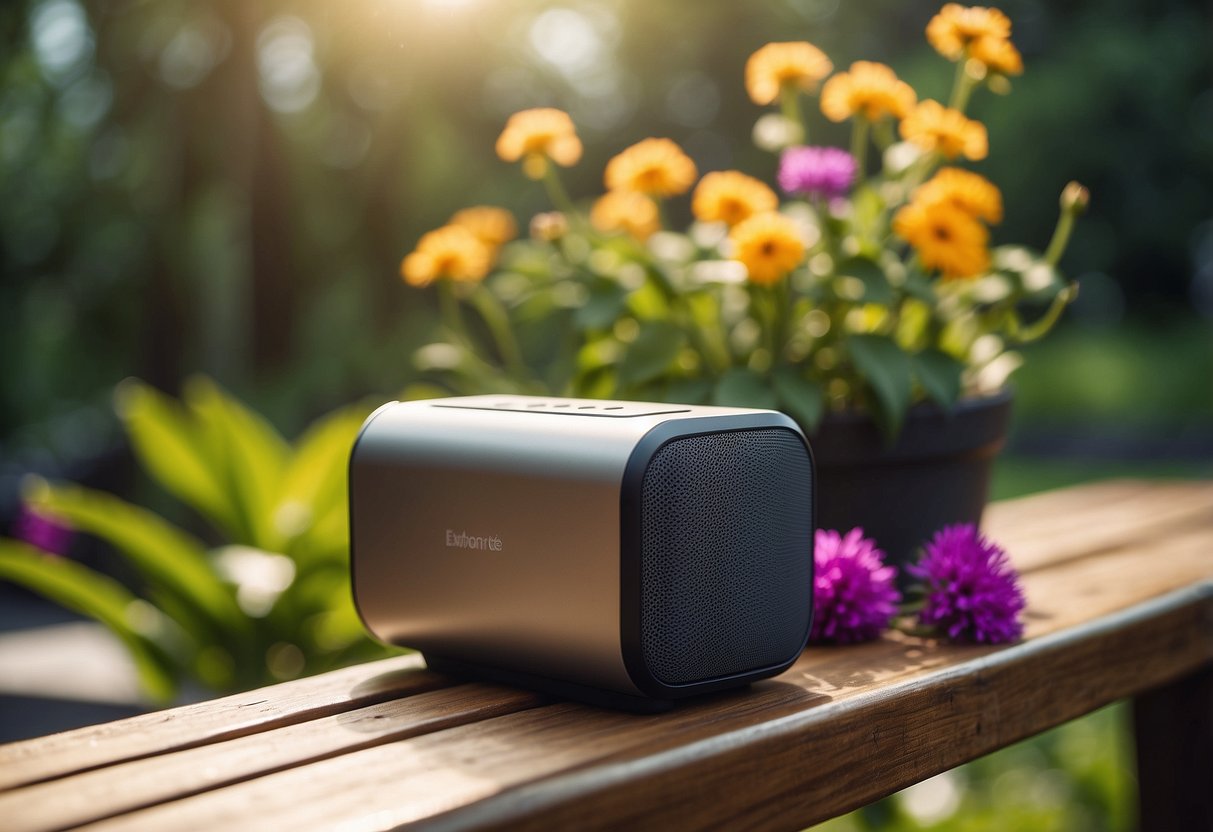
left=911, top=524, right=1026, bottom=644
left=12, top=503, right=73, bottom=556
left=810, top=527, right=900, bottom=644
left=778, top=146, right=858, bottom=200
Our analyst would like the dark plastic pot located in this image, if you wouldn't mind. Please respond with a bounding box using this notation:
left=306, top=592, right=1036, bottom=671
left=807, top=389, right=1013, bottom=577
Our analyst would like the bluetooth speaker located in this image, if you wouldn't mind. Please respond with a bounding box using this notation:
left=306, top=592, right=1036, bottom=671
left=349, top=395, right=815, bottom=710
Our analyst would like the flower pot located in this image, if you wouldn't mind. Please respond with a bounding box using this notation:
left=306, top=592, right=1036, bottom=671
left=807, top=389, right=1013, bottom=577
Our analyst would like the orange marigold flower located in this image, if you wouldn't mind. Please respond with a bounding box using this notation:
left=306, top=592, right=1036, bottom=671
left=900, top=100, right=988, bottom=160
left=820, top=61, right=917, bottom=122
left=449, top=206, right=518, bottom=249
left=893, top=199, right=990, bottom=280
left=400, top=225, right=491, bottom=287
left=915, top=167, right=1003, bottom=224
left=745, top=41, right=833, bottom=105
left=926, top=4, right=1012, bottom=61
left=729, top=212, right=806, bottom=285
left=495, top=108, right=583, bottom=179
left=604, top=138, right=698, bottom=198
left=970, top=36, right=1023, bottom=75
left=591, top=190, right=660, bottom=242
left=692, top=171, right=779, bottom=227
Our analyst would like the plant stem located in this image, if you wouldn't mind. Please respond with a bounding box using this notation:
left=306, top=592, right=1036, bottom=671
left=542, top=165, right=578, bottom=218
left=468, top=284, right=528, bottom=377
left=436, top=280, right=471, bottom=345
left=947, top=52, right=976, bottom=114
left=1006, top=283, right=1079, bottom=344
left=850, top=117, right=870, bottom=176
left=1044, top=205, right=1078, bottom=267
left=780, top=85, right=806, bottom=145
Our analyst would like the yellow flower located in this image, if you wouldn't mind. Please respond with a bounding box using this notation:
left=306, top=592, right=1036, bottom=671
left=745, top=41, right=834, bottom=105
left=926, top=4, right=1012, bottom=60
left=900, top=100, right=988, bottom=160
left=729, top=212, right=806, bottom=285
left=400, top=225, right=491, bottom=287
left=915, top=167, right=1003, bottom=224
left=820, top=61, right=917, bottom=122
left=495, top=108, right=582, bottom=179
left=604, top=138, right=698, bottom=198
left=893, top=199, right=990, bottom=280
left=449, top=206, right=517, bottom=249
left=591, top=191, right=660, bottom=242
left=970, top=36, right=1023, bottom=76
left=692, top=171, right=779, bottom=227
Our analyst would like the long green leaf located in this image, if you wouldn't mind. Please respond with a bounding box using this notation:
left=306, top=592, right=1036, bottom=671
left=618, top=322, right=686, bottom=388
left=278, top=403, right=373, bottom=555
left=835, top=256, right=894, bottom=305
left=114, top=379, right=241, bottom=537
left=27, top=479, right=247, bottom=640
left=772, top=368, right=825, bottom=429
left=185, top=377, right=290, bottom=550
left=713, top=367, right=778, bottom=409
left=912, top=348, right=966, bottom=410
left=0, top=540, right=179, bottom=701
left=847, top=334, right=913, bottom=440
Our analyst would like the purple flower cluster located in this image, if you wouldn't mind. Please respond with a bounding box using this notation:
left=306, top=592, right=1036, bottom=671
left=910, top=524, right=1026, bottom=644
left=778, top=146, right=858, bottom=201
left=810, top=527, right=900, bottom=644
left=12, top=503, right=73, bottom=556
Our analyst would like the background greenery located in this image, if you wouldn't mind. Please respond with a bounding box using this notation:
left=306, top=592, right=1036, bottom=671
left=2, top=0, right=1209, bottom=828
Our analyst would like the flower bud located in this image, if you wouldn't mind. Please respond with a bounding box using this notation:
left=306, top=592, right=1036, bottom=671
left=1060, top=181, right=1090, bottom=215
left=529, top=211, right=568, bottom=242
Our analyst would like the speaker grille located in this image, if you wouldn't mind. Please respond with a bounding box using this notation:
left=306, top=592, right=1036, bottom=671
left=640, top=428, right=813, bottom=686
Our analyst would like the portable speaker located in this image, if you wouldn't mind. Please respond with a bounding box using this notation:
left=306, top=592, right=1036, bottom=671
left=349, top=395, right=815, bottom=711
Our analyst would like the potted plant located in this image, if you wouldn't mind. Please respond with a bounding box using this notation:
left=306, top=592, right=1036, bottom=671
left=399, top=4, right=1087, bottom=569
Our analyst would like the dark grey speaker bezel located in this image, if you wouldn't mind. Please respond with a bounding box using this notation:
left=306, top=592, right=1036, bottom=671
left=619, top=413, right=816, bottom=699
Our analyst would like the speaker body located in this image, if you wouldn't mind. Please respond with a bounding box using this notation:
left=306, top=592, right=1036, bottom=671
left=350, top=395, right=815, bottom=709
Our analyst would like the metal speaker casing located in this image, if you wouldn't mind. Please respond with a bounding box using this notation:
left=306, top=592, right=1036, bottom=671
left=349, top=395, right=815, bottom=709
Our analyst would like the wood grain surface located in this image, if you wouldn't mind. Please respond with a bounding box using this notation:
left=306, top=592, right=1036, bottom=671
left=2, top=479, right=1211, bottom=832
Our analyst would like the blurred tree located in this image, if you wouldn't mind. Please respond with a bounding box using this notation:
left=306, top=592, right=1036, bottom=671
left=1, top=0, right=1209, bottom=508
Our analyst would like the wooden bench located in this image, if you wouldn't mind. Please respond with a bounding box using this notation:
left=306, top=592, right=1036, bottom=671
left=3, top=479, right=1211, bottom=831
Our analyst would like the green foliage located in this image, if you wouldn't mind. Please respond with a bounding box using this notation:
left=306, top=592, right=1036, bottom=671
left=402, top=10, right=1084, bottom=439
left=0, top=378, right=394, bottom=700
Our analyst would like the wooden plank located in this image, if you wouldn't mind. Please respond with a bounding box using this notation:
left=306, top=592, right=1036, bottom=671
left=3, top=479, right=1209, bottom=832
left=985, top=479, right=1213, bottom=573
left=74, top=585, right=1213, bottom=832
left=69, top=497, right=1213, bottom=832
left=5, top=684, right=544, bottom=832
left=0, top=653, right=445, bottom=792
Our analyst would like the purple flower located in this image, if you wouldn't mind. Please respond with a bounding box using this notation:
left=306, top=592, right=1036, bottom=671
left=12, top=503, right=73, bottom=556
left=778, top=146, right=858, bottom=201
left=911, top=524, right=1026, bottom=644
left=810, top=527, right=900, bottom=644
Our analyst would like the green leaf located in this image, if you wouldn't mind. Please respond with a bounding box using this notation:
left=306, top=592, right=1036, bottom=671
left=835, top=256, right=894, bottom=305
left=277, top=402, right=374, bottom=554
left=185, top=377, right=290, bottom=550
left=664, top=377, right=713, bottom=405
left=847, top=334, right=913, bottom=440
left=713, top=367, right=778, bottom=409
left=27, top=480, right=247, bottom=640
left=902, top=265, right=937, bottom=303
left=617, top=322, right=686, bottom=388
left=0, top=540, right=179, bottom=701
left=771, top=368, right=825, bottom=429
left=912, top=348, right=966, bottom=410
left=114, top=379, right=240, bottom=537
left=574, top=282, right=628, bottom=331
